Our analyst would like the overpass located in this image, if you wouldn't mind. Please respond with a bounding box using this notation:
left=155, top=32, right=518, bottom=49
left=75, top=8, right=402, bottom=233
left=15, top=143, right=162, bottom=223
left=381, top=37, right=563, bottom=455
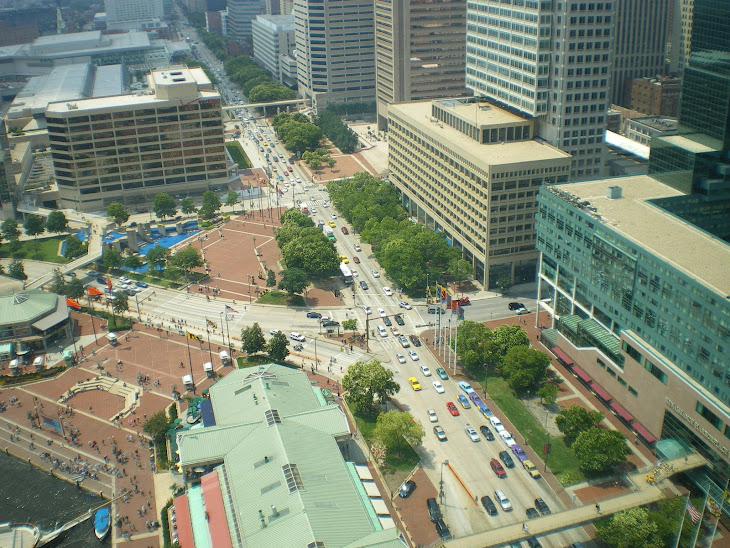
left=444, top=452, right=707, bottom=548
left=221, top=98, right=309, bottom=111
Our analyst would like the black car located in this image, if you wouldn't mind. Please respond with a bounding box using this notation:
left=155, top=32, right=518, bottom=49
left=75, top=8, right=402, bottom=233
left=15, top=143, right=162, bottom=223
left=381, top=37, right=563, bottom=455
left=383, top=317, right=392, bottom=327
left=398, top=480, right=416, bottom=498
left=434, top=519, right=451, bottom=540
left=526, top=537, right=542, bottom=548
left=360, top=281, right=369, bottom=290
left=322, top=321, right=340, bottom=328
left=534, top=498, right=551, bottom=515
left=499, top=450, right=515, bottom=468
left=306, top=312, right=322, bottom=318
left=394, top=315, right=405, bottom=326
left=409, top=334, right=421, bottom=347
left=479, top=425, right=495, bottom=441
left=508, top=302, right=525, bottom=310
left=480, top=495, right=498, bottom=516
left=526, top=507, right=539, bottom=520
left=426, top=498, right=442, bottom=522
left=96, top=276, right=106, bottom=285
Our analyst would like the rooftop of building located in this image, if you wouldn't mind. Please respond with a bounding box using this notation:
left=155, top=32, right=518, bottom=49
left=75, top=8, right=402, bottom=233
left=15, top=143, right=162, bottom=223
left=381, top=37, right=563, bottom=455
left=254, top=14, right=295, bottom=30
left=626, top=116, right=678, bottom=132
left=390, top=99, right=571, bottom=167
left=547, top=176, right=730, bottom=296
left=435, top=97, right=528, bottom=127
left=0, top=290, right=65, bottom=326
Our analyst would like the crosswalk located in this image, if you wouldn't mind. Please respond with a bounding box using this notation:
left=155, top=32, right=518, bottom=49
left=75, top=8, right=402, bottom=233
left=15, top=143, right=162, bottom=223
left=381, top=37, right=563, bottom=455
left=142, top=292, right=250, bottom=337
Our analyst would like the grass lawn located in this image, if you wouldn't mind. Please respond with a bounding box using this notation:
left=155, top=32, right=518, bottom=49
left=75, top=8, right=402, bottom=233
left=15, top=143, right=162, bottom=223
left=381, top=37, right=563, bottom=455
left=0, top=236, right=70, bottom=264
left=236, top=354, right=276, bottom=368
left=485, top=375, right=585, bottom=486
left=257, top=290, right=305, bottom=306
left=225, top=142, right=252, bottom=169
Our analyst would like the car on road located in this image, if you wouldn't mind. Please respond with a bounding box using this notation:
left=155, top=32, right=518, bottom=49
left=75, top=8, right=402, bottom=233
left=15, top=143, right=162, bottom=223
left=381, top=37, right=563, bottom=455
left=458, top=380, right=475, bottom=394
left=382, top=286, right=393, bottom=296
left=479, top=425, right=495, bottom=441
left=522, top=459, right=541, bottom=478
left=465, top=424, right=480, bottom=442
left=377, top=325, right=387, bottom=337
left=398, top=480, right=416, bottom=498
left=353, top=256, right=360, bottom=263
left=371, top=269, right=380, bottom=278
left=420, top=365, right=431, bottom=376
left=494, top=490, right=512, bottom=511
left=499, top=451, right=515, bottom=468
left=290, top=332, right=306, bottom=342
left=534, top=498, right=551, bottom=515
left=377, top=308, right=386, bottom=317
left=306, top=312, right=322, bottom=318
left=436, top=368, right=449, bottom=380
left=398, top=335, right=410, bottom=348
left=526, top=508, right=539, bottom=520
left=363, top=306, right=372, bottom=315
left=490, top=458, right=506, bottom=478
left=408, top=350, right=419, bottom=361
left=394, top=315, right=405, bottom=326
left=341, top=227, right=349, bottom=234
left=500, top=430, right=517, bottom=446
left=86, top=270, right=96, bottom=277
left=481, top=496, right=498, bottom=516
left=398, top=301, right=412, bottom=310
left=330, top=214, right=337, bottom=219
left=360, top=281, right=368, bottom=290
left=322, top=201, right=329, bottom=207
left=354, top=244, right=361, bottom=252
left=409, top=334, right=421, bottom=347
left=339, top=255, right=349, bottom=264
left=457, top=394, right=471, bottom=409
left=511, top=445, right=528, bottom=461
left=328, top=220, right=336, bottom=228
left=408, top=377, right=421, bottom=391
left=508, top=301, right=524, bottom=310
left=432, top=381, right=445, bottom=393
left=446, top=402, right=459, bottom=416
left=383, top=317, right=392, bottom=327
left=96, top=276, right=106, bottom=284
left=391, top=327, right=399, bottom=335
left=434, top=519, right=451, bottom=540
left=428, top=409, right=438, bottom=422
left=135, top=281, right=148, bottom=288
left=433, top=425, right=447, bottom=441
left=526, top=537, right=542, bottom=548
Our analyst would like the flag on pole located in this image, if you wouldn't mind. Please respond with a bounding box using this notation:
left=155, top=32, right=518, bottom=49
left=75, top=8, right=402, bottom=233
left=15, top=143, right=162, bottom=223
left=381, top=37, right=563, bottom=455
left=66, top=298, right=82, bottom=310
left=457, top=305, right=465, bottom=320
left=441, top=286, right=447, bottom=302
left=186, top=332, right=202, bottom=342
left=106, top=277, right=113, bottom=291
left=687, top=501, right=701, bottom=524
left=86, top=286, right=103, bottom=296
left=225, top=304, right=238, bottom=314
left=445, top=294, right=452, bottom=311
left=206, top=318, right=217, bottom=329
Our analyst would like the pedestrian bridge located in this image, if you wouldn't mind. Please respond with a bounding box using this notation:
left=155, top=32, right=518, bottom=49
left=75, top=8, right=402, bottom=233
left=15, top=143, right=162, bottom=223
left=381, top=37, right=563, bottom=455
left=444, top=452, right=707, bottom=548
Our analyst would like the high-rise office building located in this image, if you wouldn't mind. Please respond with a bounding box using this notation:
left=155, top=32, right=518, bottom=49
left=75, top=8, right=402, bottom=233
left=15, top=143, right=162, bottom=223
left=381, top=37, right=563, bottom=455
left=0, top=121, right=16, bottom=220
left=465, top=1, right=616, bottom=179
left=252, top=15, right=295, bottom=85
left=45, top=67, right=227, bottom=212
left=612, top=0, right=670, bottom=106
left=227, top=0, right=266, bottom=43
left=670, top=0, right=694, bottom=75
left=105, top=0, right=165, bottom=31
left=374, top=0, right=467, bottom=130
left=294, top=0, right=376, bottom=111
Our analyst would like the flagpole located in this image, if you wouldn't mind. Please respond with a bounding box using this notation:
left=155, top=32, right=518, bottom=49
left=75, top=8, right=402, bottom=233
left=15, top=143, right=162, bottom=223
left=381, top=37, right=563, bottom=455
left=707, top=478, right=730, bottom=547
left=671, top=493, right=690, bottom=548
left=224, top=313, right=232, bottom=356
left=205, top=321, right=213, bottom=363
left=453, top=319, right=458, bottom=375
left=186, top=334, right=195, bottom=394
left=689, top=483, right=712, bottom=548
left=86, top=288, right=98, bottom=345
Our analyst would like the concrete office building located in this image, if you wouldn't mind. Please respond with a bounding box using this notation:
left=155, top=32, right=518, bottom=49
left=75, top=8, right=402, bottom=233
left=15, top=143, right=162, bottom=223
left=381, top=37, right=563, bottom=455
left=374, top=0, right=467, bottom=130
left=227, top=0, right=266, bottom=43
left=624, top=116, right=677, bottom=146
left=465, top=1, right=615, bottom=179
left=251, top=15, right=295, bottom=86
left=105, top=0, right=166, bottom=31
left=670, top=0, right=694, bottom=75
left=294, top=0, right=376, bottom=111
left=624, top=75, right=680, bottom=117
left=45, top=67, right=227, bottom=212
left=388, top=97, right=571, bottom=288
left=611, top=0, right=671, bottom=107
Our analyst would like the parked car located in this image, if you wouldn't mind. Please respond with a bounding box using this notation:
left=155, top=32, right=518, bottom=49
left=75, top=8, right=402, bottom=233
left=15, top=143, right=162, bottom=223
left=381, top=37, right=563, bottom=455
left=436, top=368, right=449, bottom=380
left=409, top=334, right=421, bottom=347
left=534, top=498, right=551, bottom=515
left=457, top=394, right=472, bottom=408
left=135, top=281, right=148, bottom=288
left=499, top=450, right=515, bottom=468
left=522, top=459, right=541, bottom=478
left=433, top=425, right=447, bottom=441
left=427, top=498, right=442, bottom=522
left=458, top=380, right=474, bottom=394
left=479, top=425, right=495, bottom=441
left=434, top=519, right=451, bottom=540
left=511, top=445, right=528, bottom=461
left=399, top=480, right=416, bottom=498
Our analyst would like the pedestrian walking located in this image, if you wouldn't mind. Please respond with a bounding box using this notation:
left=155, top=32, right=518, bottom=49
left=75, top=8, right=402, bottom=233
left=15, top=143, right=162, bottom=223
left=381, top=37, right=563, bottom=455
left=595, top=504, right=601, bottom=514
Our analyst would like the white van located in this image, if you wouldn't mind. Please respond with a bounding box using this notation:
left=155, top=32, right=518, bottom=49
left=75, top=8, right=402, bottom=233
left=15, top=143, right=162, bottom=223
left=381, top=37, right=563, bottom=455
left=9, top=359, right=19, bottom=372
left=107, top=332, right=119, bottom=345
left=290, top=332, right=306, bottom=342
left=32, top=356, right=44, bottom=371
left=494, top=489, right=512, bottom=511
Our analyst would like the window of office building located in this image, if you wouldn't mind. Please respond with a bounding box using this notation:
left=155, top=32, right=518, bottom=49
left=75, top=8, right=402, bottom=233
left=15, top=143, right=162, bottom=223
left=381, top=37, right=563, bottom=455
left=695, top=402, right=722, bottom=430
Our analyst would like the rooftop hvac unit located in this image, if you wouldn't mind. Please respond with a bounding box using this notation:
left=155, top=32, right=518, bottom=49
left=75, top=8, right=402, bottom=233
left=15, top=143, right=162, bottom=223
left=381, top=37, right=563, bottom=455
left=606, top=186, right=623, bottom=199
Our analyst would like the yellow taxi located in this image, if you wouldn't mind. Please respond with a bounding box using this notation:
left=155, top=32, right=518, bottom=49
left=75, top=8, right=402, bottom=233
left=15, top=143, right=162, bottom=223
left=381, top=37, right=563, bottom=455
left=328, top=220, right=336, bottom=228
left=339, top=255, right=349, bottom=264
left=408, top=377, right=421, bottom=391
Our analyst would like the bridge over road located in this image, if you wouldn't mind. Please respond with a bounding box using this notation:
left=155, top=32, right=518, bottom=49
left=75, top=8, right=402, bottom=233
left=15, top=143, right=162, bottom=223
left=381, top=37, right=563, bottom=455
left=445, top=452, right=707, bottom=548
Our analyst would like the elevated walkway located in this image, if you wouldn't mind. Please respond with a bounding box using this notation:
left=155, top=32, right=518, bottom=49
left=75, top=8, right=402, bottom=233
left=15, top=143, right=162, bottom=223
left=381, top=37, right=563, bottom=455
left=447, top=453, right=707, bottom=548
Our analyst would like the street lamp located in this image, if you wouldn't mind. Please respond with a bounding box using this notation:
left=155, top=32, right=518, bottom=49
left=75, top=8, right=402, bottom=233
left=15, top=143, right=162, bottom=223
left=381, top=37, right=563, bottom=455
left=439, top=460, right=449, bottom=505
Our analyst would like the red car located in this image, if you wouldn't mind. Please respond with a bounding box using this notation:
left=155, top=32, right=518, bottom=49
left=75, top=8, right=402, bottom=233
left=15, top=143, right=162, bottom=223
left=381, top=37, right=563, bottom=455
left=446, top=402, right=459, bottom=416
left=353, top=256, right=360, bottom=263
left=490, top=458, right=506, bottom=478
left=341, top=226, right=349, bottom=234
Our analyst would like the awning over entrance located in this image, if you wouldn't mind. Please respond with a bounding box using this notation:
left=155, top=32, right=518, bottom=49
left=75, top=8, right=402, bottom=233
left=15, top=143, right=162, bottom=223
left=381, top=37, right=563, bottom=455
left=173, top=494, right=194, bottom=548
left=551, top=346, right=574, bottom=366
left=590, top=382, right=612, bottom=402
left=571, top=365, right=592, bottom=384
left=632, top=422, right=657, bottom=444
left=610, top=401, right=634, bottom=423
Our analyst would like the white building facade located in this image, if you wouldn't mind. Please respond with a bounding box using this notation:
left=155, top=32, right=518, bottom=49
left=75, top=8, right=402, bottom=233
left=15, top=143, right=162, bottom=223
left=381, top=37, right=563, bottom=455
left=251, top=15, right=295, bottom=86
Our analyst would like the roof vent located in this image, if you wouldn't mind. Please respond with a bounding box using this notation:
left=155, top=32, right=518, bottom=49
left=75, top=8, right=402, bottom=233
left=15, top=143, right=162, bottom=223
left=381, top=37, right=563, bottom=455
left=13, top=293, right=30, bottom=305
left=606, top=186, right=623, bottom=199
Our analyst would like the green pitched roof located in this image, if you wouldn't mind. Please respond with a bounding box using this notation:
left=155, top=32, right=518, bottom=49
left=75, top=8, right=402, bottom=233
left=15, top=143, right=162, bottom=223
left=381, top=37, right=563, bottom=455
left=0, top=290, right=61, bottom=326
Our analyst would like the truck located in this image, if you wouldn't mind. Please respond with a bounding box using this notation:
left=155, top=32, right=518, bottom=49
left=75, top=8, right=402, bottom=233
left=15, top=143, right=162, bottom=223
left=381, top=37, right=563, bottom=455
left=325, top=227, right=335, bottom=241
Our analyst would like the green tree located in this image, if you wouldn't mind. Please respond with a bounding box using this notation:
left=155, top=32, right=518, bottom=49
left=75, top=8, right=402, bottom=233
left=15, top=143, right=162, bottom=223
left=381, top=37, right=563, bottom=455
left=146, top=245, right=170, bottom=272
left=596, top=507, right=661, bottom=548
left=143, top=410, right=171, bottom=441
left=453, top=320, right=492, bottom=373
left=495, top=274, right=513, bottom=294
left=153, top=193, right=178, bottom=220
left=373, top=410, right=424, bottom=458
left=62, top=235, right=85, bottom=259
left=267, top=332, right=290, bottom=362
left=8, top=259, right=27, bottom=280
left=266, top=269, right=276, bottom=287
left=448, top=258, right=473, bottom=291
left=23, top=215, right=46, bottom=238
left=241, top=322, right=266, bottom=354
left=45, top=211, right=69, bottom=234
left=124, top=254, right=143, bottom=270
left=248, top=82, right=296, bottom=103
left=342, top=318, right=358, bottom=335
left=573, top=427, right=630, bottom=473
left=48, top=269, right=66, bottom=295
left=111, top=291, right=129, bottom=317
left=170, top=246, right=203, bottom=280
left=499, top=346, right=551, bottom=394
left=107, top=203, right=129, bottom=226
left=180, top=198, right=197, bottom=215
left=102, top=248, right=123, bottom=269
left=341, top=360, right=400, bottom=417
left=488, top=324, right=530, bottom=371
left=555, top=405, right=604, bottom=443
left=537, top=383, right=559, bottom=405
left=1, top=218, right=21, bottom=247
left=225, top=190, right=239, bottom=212
left=199, top=191, right=222, bottom=219
left=64, top=278, right=85, bottom=299
left=278, top=267, right=308, bottom=295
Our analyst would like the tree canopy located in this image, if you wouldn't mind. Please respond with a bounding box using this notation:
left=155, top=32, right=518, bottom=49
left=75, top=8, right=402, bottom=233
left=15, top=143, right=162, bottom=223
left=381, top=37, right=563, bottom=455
left=143, top=410, right=171, bottom=442
left=499, top=345, right=551, bottom=394
left=275, top=212, right=338, bottom=278
left=241, top=323, right=266, bottom=354
left=181, top=198, right=197, bottom=215
left=267, top=332, right=290, bottom=362
left=102, top=249, right=123, bottom=269
left=278, top=267, right=308, bottom=295
left=63, top=235, right=85, bottom=259
left=595, top=507, right=661, bottom=548
left=314, top=108, right=359, bottom=153
left=341, top=360, right=400, bottom=417
left=145, top=245, right=170, bottom=271
left=153, top=193, right=178, bottom=219
left=107, top=203, right=129, bottom=225
left=373, top=410, right=424, bottom=457
left=45, top=211, right=69, bottom=234
left=8, top=259, right=27, bottom=280
left=572, top=427, right=630, bottom=473
left=170, top=247, right=203, bottom=280
left=1, top=218, right=20, bottom=244
left=555, top=405, right=604, bottom=443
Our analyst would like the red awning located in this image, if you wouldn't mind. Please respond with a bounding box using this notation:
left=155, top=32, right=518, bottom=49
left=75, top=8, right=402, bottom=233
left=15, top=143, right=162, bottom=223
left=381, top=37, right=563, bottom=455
left=551, top=346, right=574, bottom=366
left=571, top=365, right=592, bottom=384
left=632, top=422, right=657, bottom=444
left=201, top=472, right=233, bottom=548
left=590, top=382, right=612, bottom=402
left=173, top=495, right=194, bottom=548
left=610, top=401, right=634, bottom=423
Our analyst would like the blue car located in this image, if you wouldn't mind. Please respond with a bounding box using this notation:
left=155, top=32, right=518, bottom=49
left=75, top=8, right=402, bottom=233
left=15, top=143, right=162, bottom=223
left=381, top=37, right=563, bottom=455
left=307, top=312, right=322, bottom=318
left=135, top=281, right=148, bottom=288
left=458, top=381, right=474, bottom=394
left=457, top=394, right=472, bottom=409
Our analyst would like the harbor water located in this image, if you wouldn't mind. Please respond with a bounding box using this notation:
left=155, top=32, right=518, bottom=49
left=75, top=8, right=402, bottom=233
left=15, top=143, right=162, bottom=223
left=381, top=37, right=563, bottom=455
left=0, top=451, right=109, bottom=546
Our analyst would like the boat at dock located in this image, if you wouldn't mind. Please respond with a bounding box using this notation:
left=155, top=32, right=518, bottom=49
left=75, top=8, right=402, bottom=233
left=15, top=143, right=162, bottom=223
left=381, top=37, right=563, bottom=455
left=0, top=522, right=40, bottom=547
left=93, top=506, right=110, bottom=540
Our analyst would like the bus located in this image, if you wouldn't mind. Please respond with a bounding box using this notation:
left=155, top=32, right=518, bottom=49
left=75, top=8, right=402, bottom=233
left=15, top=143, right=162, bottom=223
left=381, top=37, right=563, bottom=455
left=300, top=202, right=309, bottom=214
left=340, top=262, right=353, bottom=285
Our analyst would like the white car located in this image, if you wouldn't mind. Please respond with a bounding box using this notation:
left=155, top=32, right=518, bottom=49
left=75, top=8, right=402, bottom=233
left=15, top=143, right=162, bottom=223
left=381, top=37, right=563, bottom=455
left=428, top=409, right=438, bottom=422
left=396, top=354, right=406, bottom=364
left=377, top=325, right=387, bottom=337
left=465, top=424, right=480, bottom=442
left=432, top=381, right=445, bottom=393
left=270, top=329, right=281, bottom=335
left=420, top=365, right=432, bottom=376
left=322, top=201, right=329, bottom=207
left=500, top=430, right=517, bottom=446
left=377, top=308, right=386, bottom=317
left=398, top=301, right=412, bottom=310
left=371, top=269, right=380, bottom=278
left=363, top=306, right=372, bottom=315
left=311, top=208, right=317, bottom=213
left=382, top=286, right=393, bottom=296
left=408, top=350, right=419, bottom=361
left=391, top=327, right=400, bottom=335
left=330, top=213, right=337, bottom=219
left=354, top=244, right=362, bottom=252
left=290, top=332, right=306, bottom=342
